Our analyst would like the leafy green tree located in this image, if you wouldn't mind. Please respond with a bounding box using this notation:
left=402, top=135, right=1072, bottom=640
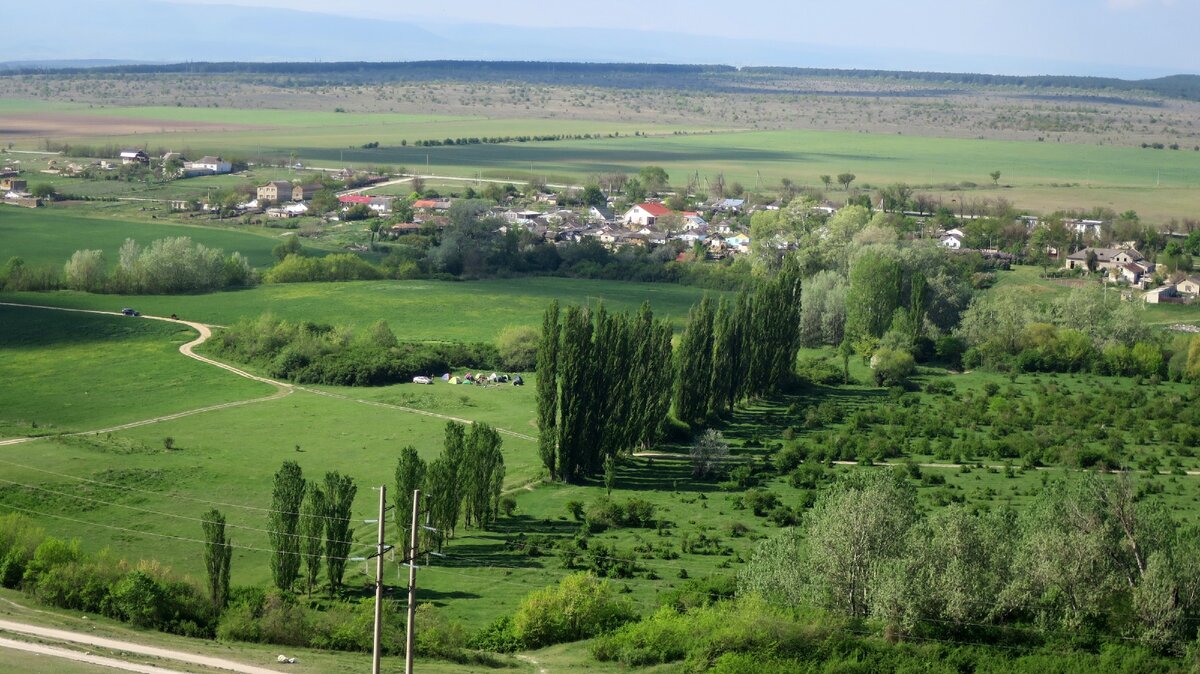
left=836, top=173, right=856, bottom=190
left=637, top=166, right=669, bottom=193
left=871, top=347, right=915, bottom=387
left=202, top=509, right=232, bottom=608
left=690, top=429, right=729, bottom=478
left=496, top=325, right=539, bottom=371
left=623, top=177, right=646, bottom=204
left=990, top=170, right=1001, bottom=186
left=556, top=305, right=594, bottom=483
left=845, top=247, right=902, bottom=341
left=269, top=462, right=305, bottom=592
left=322, top=472, right=356, bottom=594
left=63, top=249, right=107, bottom=292
left=799, top=270, right=847, bottom=347
left=581, top=184, right=607, bottom=208
left=802, top=471, right=916, bottom=617
left=819, top=175, right=832, bottom=190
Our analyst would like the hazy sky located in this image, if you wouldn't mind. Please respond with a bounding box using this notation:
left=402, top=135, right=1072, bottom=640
left=165, top=0, right=1198, bottom=75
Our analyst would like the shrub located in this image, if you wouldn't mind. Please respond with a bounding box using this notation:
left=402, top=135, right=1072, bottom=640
left=512, top=573, right=636, bottom=648
left=871, top=348, right=915, bottom=387
left=495, top=325, right=539, bottom=371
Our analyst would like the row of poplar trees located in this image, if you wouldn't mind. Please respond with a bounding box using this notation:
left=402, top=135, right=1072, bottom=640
left=675, top=259, right=804, bottom=425
left=536, top=301, right=675, bottom=484
left=268, top=462, right=358, bottom=596
left=535, top=261, right=803, bottom=483
left=393, top=421, right=506, bottom=549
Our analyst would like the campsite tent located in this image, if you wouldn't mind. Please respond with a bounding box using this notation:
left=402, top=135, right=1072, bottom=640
left=449, top=376, right=462, bottom=385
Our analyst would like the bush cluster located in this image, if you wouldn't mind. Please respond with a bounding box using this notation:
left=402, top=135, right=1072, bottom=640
left=210, top=314, right=499, bottom=386
left=0, top=515, right=215, bottom=637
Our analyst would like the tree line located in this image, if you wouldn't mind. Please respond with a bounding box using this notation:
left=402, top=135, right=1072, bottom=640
left=535, top=260, right=802, bottom=484
left=741, top=470, right=1200, bottom=654
left=393, top=422, right=507, bottom=548
left=0, top=238, right=257, bottom=295
left=536, top=302, right=675, bottom=483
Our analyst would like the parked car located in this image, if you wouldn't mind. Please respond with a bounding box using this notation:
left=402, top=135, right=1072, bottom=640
left=121, top=307, right=140, bottom=317
left=412, top=376, right=433, bottom=385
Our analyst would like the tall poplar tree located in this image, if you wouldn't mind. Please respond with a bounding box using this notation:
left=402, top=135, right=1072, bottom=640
left=300, top=484, right=325, bottom=597
left=268, top=461, right=305, bottom=592
left=322, top=472, right=356, bottom=594
left=535, top=302, right=561, bottom=478
left=463, top=422, right=504, bottom=528
left=556, top=305, right=594, bottom=483
left=394, top=445, right=426, bottom=542
left=202, top=509, right=231, bottom=609
left=674, top=295, right=717, bottom=426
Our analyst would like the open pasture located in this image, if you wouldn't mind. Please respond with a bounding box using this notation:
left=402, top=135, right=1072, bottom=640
left=0, top=305, right=272, bottom=436
left=0, top=277, right=711, bottom=341
left=0, top=207, right=295, bottom=269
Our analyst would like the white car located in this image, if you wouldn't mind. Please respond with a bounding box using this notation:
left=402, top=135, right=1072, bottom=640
left=412, top=376, right=433, bottom=385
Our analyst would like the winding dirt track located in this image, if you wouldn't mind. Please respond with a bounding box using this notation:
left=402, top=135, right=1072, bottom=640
left=0, top=302, right=535, bottom=444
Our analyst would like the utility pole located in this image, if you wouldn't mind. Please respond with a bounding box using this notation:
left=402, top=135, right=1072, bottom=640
left=371, top=485, right=388, bottom=674
left=404, top=489, right=421, bottom=674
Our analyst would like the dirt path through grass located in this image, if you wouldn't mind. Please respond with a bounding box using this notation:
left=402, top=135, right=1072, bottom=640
left=0, top=619, right=287, bottom=674
left=0, top=302, right=536, bottom=444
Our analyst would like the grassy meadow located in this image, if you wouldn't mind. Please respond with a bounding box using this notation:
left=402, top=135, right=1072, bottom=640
left=0, top=305, right=272, bottom=437
left=0, top=277, right=711, bottom=340
left=0, top=206, right=297, bottom=269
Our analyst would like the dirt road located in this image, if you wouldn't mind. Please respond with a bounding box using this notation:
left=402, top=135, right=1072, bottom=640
left=0, top=619, right=286, bottom=674
left=0, top=302, right=535, bottom=443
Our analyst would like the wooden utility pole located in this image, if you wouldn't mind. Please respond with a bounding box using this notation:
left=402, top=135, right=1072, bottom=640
left=371, top=485, right=387, bottom=674
left=404, top=489, right=421, bottom=674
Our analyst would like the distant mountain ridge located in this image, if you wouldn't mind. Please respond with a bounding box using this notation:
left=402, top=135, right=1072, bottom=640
left=6, top=59, right=1198, bottom=102
left=2, top=0, right=1192, bottom=79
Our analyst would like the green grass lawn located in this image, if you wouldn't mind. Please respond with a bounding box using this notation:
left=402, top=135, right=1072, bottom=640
left=0, top=305, right=272, bottom=436
left=0, top=206, right=295, bottom=269
left=0, top=277, right=711, bottom=340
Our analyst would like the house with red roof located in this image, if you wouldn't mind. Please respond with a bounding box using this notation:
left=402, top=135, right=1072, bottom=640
left=622, top=202, right=671, bottom=227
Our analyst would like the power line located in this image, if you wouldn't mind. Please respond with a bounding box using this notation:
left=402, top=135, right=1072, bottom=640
left=0, top=502, right=370, bottom=562
left=0, top=478, right=358, bottom=547
left=0, top=456, right=372, bottom=523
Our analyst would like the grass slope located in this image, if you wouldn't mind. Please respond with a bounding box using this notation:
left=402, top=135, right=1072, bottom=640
left=0, top=305, right=271, bottom=436
left=0, top=207, right=288, bottom=269
left=0, top=277, right=711, bottom=341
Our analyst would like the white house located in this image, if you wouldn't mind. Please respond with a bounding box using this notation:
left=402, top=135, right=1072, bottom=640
left=183, top=156, right=233, bottom=175
left=622, top=202, right=671, bottom=226
left=1178, top=276, right=1200, bottom=297
left=939, top=233, right=964, bottom=250
left=119, top=150, right=149, bottom=165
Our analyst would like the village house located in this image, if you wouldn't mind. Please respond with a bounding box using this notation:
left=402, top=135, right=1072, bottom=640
left=0, top=178, right=27, bottom=192
left=119, top=149, right=150, bottom=165
left=939, top=233, right=964, bottom=250
left=1179, top=276, right=1200, bottom=297
left=338, top=194, right=394, bottom=214
left=183, top=156, right=233, bottom=175
left=1064, top=247, right=1145, bottom=272
left=257, top=180, right=294, bottom=204
left=622, top=202, right=671, bottom=227
left=588, top=205, right=615, bottom=223
left=292, top=183, right=323, bottom=201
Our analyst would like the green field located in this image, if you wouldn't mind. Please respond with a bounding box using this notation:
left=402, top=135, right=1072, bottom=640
left=0, top=277, right=711, bottom=340
left=0, top=206, right=297, bottom=269
left=10, top=95, right=1200, bottom=220
left=0, top=305, right=272, bottom=436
